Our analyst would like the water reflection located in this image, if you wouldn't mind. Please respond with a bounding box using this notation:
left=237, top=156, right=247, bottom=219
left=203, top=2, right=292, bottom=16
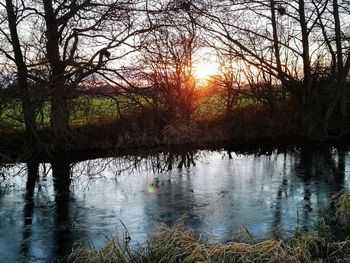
left=0, top=147, right=349, bottom=262
left=21, top=161, right=39, bottom=259
left=52, top=158, right=73, bottom=261
left=16, top=159, right=74, bottom=262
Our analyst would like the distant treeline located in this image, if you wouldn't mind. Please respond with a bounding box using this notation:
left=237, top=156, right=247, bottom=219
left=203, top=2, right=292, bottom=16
left=0, top=0, right=350, bottom=153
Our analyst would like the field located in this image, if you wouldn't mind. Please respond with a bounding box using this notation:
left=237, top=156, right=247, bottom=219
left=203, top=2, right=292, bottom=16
left=0, top=93, right=305, bottom=154
left=0, top=93, right=267, bottom=130
left=0, top=97, right=119, bottom=131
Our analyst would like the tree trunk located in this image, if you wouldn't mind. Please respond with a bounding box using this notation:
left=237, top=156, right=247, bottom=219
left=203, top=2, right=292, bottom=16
left=51, top=83, right=70, bottom=140
left=323, top=1, right=349, bottom=133
left=333, top=0, right=347, bottom=116
left=325, top=55, right=350, bottom=126
left=298, top=0, right=312, bottom=107
left=333, top=0, right=343, bottom=76
left=270, top=0, right=283, bottom=82
left=5, top=0, right=38, bottom=149
left=42, top=0, right=70, bottom=141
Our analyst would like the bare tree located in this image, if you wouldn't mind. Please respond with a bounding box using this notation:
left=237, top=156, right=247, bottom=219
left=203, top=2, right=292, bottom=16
left=39, top=0, right=153, bottom=141
left=137, top=5, right=200, bottom=123
left=324, top=0, right=350, bottom=123
left=1, top=0, right=154, bottom=143
left=208, top=49, right=246, bottom=114
left=189, top=0, right=350, bottom=132
left=0, top=0, right=38, bottom=149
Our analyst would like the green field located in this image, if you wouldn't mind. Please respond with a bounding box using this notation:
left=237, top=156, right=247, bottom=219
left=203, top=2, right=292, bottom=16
left=0, top=97, right=122, bottom=131
left=0, top=93, right=264, bottom=134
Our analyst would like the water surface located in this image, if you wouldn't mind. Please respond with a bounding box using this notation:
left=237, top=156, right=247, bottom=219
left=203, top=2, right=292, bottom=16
left=0, top=147, right=348, bottom=262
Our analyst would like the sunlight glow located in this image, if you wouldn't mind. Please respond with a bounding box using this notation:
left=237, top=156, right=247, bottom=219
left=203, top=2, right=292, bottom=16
left=193, top=62, right=220, bottom=79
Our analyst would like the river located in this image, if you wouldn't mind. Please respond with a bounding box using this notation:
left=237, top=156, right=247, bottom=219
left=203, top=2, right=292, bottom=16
left=0, top=146, right=347, bottom=262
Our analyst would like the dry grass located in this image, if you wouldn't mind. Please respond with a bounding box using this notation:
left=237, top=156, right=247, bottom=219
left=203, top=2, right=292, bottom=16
left=68, top=239, right=134, bottom=263
left=336, top=191, right=350, bottom=232
left=69, top=197, right=350, bottom=263
left=149, top=222, right=294, bottom=263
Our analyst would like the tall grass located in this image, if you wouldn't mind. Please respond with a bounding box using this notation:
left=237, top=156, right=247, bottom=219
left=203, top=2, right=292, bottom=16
left=69, top=192, right=350, bottom=263
left=69, top=223, right=350, bottom=263
left=336, top=191, right=350, bottom=232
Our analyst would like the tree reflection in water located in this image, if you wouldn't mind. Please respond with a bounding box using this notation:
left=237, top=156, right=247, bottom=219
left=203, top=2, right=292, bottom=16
left=0, top=147, right=348, bottom=262
left=21, top=161, right=39, bottom=258
left=52, top=158, right=73, bottom=261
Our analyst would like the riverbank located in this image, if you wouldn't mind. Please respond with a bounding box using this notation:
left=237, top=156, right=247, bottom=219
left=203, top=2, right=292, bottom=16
left=1, top=102, right=350, bottom=162
left=0, top=106, right=347, bottom=161
left=68, top=192, right=350, bottom=263
left=69, top=224, right=350, bottom=262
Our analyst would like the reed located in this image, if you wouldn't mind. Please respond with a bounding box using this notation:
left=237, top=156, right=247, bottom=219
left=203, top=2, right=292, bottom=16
left=336, top=191, right=350, bottom=232
left=69, top=225, right=350, bottom=263
left=69, top=192, right=350, bottom=263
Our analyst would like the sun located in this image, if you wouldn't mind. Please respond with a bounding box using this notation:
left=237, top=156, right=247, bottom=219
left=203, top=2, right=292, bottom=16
left=193, top=62, right=219, bottom=79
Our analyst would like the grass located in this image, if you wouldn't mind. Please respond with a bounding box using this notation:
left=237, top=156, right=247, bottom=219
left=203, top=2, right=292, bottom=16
left=70, top=97, right=118, bottom=127
left=68, top=222, right=350, bottom=263
left=192, top=94, right=225, bottom=120
left=0, top=94, right=263, bottom=132
left=0, top=99, right=25, bottom=130
left=336, top=190, right=350, bottom=232
left=69, top=239, right=136, bottom=263
left=68, top=191, right=350, bottom=263
left=0, top=93, right=303, bottom=153
left=0, top=97, right=120, bottom=131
